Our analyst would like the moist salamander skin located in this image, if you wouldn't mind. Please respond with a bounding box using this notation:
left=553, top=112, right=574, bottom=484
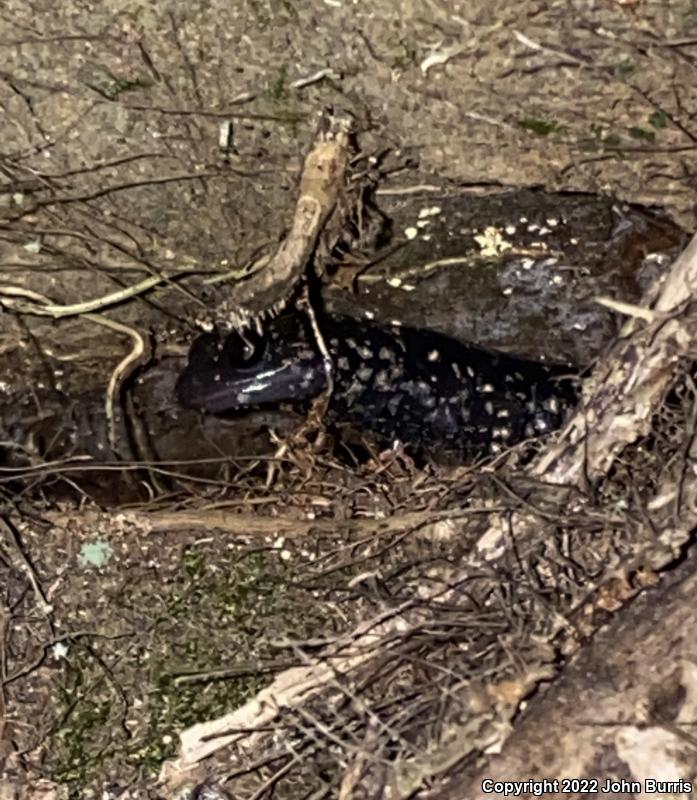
left=176, top=311, right=578, bottom=460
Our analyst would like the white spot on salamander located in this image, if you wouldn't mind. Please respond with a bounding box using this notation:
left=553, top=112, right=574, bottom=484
left=357, top=345, right=373, bottom=359
left=387, top=395, right=402, bottom=415
left=427, top=349, right=440, bottom=362
left=375, top=370, right=391, bottom=390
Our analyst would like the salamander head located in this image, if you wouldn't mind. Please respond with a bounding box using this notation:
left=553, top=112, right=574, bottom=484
left=176, top=314, right=326, bottom=413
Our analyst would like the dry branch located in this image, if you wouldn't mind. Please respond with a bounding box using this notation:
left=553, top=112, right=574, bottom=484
left=213, top=108, right=354, bottom=329
left=44, top=507, right=463, bottom=540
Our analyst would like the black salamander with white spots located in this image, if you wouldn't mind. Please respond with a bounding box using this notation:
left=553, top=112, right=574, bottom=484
left=176, top=311, right=578, bottom=460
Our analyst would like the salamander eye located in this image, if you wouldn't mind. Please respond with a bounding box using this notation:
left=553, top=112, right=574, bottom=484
left=221, top=329, right=267, bottom=369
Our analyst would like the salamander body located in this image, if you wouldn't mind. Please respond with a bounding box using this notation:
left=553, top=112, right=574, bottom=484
left=176, top=311, right=578, bottom=459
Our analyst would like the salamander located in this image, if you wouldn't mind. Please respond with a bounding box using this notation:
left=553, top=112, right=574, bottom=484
left=176, top=311, right=578, bottom=460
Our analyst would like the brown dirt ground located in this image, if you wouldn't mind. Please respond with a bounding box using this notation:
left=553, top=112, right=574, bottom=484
left=1, top=1, right=697, bottom=798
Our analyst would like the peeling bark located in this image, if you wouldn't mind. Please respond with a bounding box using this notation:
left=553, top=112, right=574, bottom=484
left=436, top=555, right=697, bottom=800
left=532, top=231, right=697, bottom=486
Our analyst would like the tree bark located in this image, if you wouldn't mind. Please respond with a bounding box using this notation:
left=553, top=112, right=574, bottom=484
left=436, top=552, right=697, bottom=800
